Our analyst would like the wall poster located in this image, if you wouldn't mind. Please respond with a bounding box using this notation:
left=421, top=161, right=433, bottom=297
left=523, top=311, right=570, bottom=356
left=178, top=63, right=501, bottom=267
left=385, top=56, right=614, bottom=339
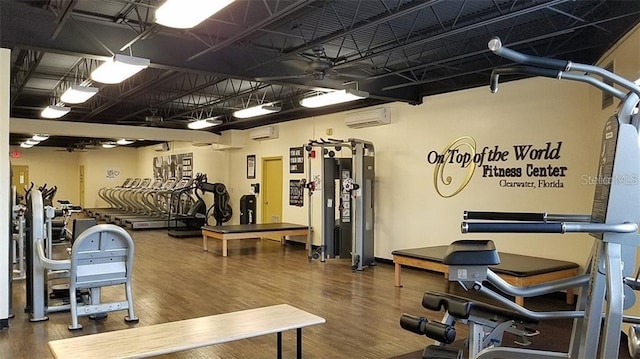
left=247, top=155, right=256, bottom=179
left=153, top=152, right=193, bottom=180
left=289, top=180, right=304, bottom=207
left=289, top=146, right=304, bottom=173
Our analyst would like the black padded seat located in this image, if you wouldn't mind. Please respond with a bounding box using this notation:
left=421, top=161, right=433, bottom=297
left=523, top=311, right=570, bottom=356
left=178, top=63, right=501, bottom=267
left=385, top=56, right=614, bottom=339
left=391, top=246, right=579, bottom=277
left=422, top=291, right=538, bottom=324
left=443, top=240, right=500, bottom=266
left=201, top=223, right=308, bottom=234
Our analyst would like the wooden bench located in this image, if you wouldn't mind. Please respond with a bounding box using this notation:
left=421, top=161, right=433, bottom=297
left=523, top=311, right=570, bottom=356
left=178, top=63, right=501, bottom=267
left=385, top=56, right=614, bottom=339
left=202, top=223, right=309, bottom=257
left=48, top=304, right=325, bottom=359
left=392, top=246, right=580, bottom=306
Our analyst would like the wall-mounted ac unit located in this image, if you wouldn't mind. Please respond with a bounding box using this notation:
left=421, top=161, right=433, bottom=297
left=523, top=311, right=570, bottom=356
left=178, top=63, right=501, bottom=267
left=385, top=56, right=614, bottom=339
left=345, top=107, right=391, bottom=128
left=249, top=126, right=278, bottom=140
left=154, top=142, right=170, bottom=152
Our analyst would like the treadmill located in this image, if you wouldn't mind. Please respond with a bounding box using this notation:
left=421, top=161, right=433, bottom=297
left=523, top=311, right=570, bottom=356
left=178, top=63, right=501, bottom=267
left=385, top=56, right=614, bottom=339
left=125, top=177, right=193, bottom=230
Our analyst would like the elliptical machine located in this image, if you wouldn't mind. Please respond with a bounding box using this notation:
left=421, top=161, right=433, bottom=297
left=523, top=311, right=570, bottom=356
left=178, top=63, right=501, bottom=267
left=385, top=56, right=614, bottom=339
left=400, top=37, right=640, bottom=359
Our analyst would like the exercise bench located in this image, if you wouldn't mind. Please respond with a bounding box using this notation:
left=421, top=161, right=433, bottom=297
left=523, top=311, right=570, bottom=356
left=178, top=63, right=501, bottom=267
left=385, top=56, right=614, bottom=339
left=48, top=304, right=325, bottom=359
left=202, top=223, right=309, bottom=257
left=392, top=246, right=580, bottom=306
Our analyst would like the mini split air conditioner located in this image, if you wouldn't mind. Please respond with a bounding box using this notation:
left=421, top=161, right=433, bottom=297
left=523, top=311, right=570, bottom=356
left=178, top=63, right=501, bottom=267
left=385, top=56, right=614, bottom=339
left=249, top=126, right=278, bottom=140
left=154, top=142, right=170, bottom=152
left=344, top=107, right=391, bottom=128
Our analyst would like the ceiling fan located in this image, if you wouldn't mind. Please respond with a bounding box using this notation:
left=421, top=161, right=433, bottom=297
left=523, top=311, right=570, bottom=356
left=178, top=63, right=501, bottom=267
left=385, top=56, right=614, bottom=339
left=116, top=109, right=187, bottom=128
left=255, top=45, right=362, bottom=82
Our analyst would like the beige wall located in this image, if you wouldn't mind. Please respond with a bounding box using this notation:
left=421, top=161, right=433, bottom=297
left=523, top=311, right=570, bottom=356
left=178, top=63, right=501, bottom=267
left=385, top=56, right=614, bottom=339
left=10, top=146, right=82, bottom=203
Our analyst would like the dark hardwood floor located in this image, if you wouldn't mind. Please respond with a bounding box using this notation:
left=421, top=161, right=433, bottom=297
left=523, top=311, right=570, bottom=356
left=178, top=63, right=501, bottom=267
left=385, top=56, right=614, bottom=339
left=1, top=228, right=577, bottom=358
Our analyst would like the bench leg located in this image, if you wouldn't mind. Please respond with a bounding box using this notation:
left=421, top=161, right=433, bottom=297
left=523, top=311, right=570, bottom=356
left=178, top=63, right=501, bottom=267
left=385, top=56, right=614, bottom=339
left=223, top=239, right=228, bottom=257
left=394, top=263, right=402, bottom=287
left=276, top=329, right=303, bottom=358
left=277, top=332, right=282, bottom=359
left=202, top=234, right=208, bottom=251
left=297, top=328, right=302, bottom=359
left=566, top=289, right=575, bottom=305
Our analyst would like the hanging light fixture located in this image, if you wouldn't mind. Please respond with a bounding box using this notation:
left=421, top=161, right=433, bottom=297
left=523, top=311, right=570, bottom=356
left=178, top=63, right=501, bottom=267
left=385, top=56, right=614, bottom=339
left=25, top=139, right=40, bottom=145
left=41, top=105, right=71, bottom=119
left=32, top=134, right=49, bottom=141
left=155, top=0, right=236, bottom=29
left=116, top=139, right=135, bottom=145
left=20, top=142, right=34, bottom=148
left=233, top=104, right=281, bottom=119
left=102, top=142, right=117, bottom=149
left=188, top=117, right=223, bottom=129
left=91, top=54, right=150, bottom=84
left=60, top=85, right=99, bottom=104
left=299, top=89, right=369, bottom=108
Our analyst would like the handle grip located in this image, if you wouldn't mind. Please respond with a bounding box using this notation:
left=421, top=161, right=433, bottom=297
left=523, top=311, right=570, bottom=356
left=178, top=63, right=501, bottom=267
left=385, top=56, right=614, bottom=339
left=462, top=222, right=564, bottom=233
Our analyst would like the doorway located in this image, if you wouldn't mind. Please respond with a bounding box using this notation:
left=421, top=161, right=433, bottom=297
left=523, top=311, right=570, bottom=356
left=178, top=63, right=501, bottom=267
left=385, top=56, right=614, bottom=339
left=11, top=165, right=29, bottom=201
left=261, top=157, right=283, bottom=224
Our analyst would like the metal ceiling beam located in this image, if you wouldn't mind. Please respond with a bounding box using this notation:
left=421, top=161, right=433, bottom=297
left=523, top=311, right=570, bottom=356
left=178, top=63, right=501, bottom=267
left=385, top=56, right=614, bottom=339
left=187, top=0, right=313, bottom=61
left=246, top=0, right=443, bottom=71
left=10, top=117, right=220, bottom=143
left=333, top=0, right=569, bottom=70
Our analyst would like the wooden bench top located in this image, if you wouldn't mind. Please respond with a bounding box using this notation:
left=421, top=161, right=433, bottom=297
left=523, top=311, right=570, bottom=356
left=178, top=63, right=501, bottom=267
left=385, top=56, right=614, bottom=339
left=48, top=304, right=325, bottom=359
left=392, top=246, right=579, bottom=277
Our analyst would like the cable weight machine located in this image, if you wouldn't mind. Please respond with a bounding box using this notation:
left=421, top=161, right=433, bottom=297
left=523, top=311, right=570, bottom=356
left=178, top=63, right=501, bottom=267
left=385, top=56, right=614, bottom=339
left=302, top=138, right=376, bottom=271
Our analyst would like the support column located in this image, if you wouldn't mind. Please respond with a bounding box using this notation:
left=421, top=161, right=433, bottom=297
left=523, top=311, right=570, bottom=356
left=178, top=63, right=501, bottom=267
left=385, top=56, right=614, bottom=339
left=1, top=48, right=11, bottom=328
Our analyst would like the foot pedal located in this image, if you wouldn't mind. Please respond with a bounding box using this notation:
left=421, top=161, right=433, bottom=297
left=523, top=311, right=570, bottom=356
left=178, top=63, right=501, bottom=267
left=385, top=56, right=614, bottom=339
left=422, top=345, right=462, bottom=359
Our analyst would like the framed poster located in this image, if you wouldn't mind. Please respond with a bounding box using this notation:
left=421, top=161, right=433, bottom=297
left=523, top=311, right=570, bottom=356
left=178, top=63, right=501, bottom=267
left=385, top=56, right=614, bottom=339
left=289, top=146, right=304, bottom=173
left=289, top=180, right=304, bottom=206
left=247, top=155, right=256, bottom=179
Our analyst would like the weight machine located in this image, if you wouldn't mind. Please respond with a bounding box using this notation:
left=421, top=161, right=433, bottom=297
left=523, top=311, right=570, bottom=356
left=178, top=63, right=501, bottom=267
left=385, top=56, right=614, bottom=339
left=401, top=37, right=640, bottom=358
left=303, top=138, right=375, bottom=271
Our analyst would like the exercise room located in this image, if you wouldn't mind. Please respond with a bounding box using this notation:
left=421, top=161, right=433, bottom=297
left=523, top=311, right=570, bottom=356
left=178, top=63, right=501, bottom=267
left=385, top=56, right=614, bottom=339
left=2, top=1, right=640, bottom=358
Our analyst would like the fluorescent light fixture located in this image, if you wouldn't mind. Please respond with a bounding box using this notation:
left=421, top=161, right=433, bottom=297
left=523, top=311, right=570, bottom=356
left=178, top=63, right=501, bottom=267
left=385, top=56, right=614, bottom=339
left=116, top=139, right=135, bottom=145
left=102, top=142, right=117, bottom=149
left=32, top=134, right=49, bottom=141
left=20, top=142, right=33, bottom=148
left=25, top=139, right=40, bottom=145
left=41, top=105, right=71, bottom=119
left=91, top=54, right=150, bottom=84
left=188, top=117, right=223, bottom=129
left=60, top=85, right=99, bottom=104
left=155, top=0, right=235, bottom=29
left=233, top=104, right=281, bottom=119
left=299, top=89, right=369, bottom=108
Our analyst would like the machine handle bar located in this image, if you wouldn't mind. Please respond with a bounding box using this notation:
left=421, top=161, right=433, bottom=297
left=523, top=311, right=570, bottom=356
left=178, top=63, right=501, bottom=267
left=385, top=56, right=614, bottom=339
left=464, top=211, right=546, bottom=221
left=488, top=37, right=640, bottom=98
left=490, top=66, right=560, bottom=93
left=462, top=222, right=637, bottom=234
left=464, top=211, right=592, bottom=222
left=488, top=37, right=569, bottom=71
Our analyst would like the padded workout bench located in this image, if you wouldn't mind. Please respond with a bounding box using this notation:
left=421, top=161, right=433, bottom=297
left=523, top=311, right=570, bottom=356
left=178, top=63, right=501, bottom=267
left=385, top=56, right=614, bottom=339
left=48, top=304, right=325, bottom=359
left=202, top=223, right=309, bottom=257
left=392, top=246, right=580, bottom=306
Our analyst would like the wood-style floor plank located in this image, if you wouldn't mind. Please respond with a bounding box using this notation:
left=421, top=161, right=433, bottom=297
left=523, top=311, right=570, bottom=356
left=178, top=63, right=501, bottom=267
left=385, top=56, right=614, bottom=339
left=0, top=228, right=573, bottom=358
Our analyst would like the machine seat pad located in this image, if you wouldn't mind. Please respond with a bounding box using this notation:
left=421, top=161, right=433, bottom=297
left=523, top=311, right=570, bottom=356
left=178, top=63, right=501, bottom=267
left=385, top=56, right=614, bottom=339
left=443, top=240, right=500, bottom=266
left=422, top=291, right=538, bottom=324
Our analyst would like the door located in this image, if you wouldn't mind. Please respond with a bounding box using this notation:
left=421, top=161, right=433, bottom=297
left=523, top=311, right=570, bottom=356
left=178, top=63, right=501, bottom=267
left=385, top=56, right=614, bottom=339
left=11, top=165, right=29, bottom=202
left=261, top=157, right=283, bottom=223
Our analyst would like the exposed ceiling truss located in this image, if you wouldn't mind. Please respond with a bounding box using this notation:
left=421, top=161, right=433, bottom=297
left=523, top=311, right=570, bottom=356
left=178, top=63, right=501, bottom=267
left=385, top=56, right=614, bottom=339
left=2, top=0, right=639, bottom=148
